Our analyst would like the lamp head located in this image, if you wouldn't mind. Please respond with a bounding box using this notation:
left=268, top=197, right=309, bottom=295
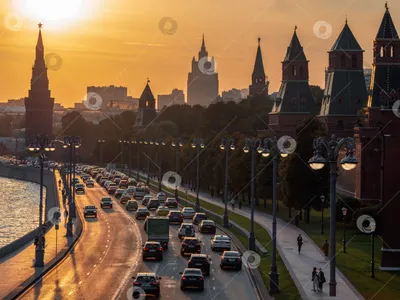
left=172, top=142, right=176, bottom=147
left=261, top=148, right=270, bottom=157
left=230, top=144, right=236, bottom=151
left=340, top=150, right=358, bottom=171
left=320, top=195, right=325, bottom=202
left=220, top=144, right=225, bottom=150
left=308, top=151, right=326, bottom=170
left=341, top=207, right=348, bottom=216
left=257, top=146, right=263, bottom=154
left=243, top=146, right=250, bottom=153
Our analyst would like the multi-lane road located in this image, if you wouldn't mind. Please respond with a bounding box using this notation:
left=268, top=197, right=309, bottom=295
left=19, top=179, right=260, bottom=300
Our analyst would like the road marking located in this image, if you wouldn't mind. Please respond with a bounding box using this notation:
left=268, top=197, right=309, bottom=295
left=94, top=264, right=97, bottom=267
left=79, top=281, right=83, bottom=285
left=87, top=272, right=90, bottom=275
left=69, top=291, right=73, bottom=295
left=106, top=245, right=108, bottom=248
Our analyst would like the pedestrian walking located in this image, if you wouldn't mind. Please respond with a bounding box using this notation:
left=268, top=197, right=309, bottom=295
left=295, top=214, right=299, bottom=227
left=297, top=234, right=303, bottom=253
left=322, top=240, right=329, bottom=259
left=230, top=199, right=235, bottom=210
left=318, top=268, right=326, bottom=292
left=64, top=210, right=68, bottom=223
left=311, top=267, right=319, bottom=292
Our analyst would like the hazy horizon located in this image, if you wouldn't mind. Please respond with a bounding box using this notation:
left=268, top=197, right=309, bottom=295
left=0, top=0, right=398, bottom=107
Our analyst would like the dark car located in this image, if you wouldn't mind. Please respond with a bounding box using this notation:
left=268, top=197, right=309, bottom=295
left=180, top=268, right=204, bottom=291
left=84, top=205, right=97, bottom=218
left=136, top=208, right=150, bottom=220
left=85, top=179, right=95, bottom=188
left=142, top=195, right=152, bottom=206
left=188, top=254, right=211, bottom=276
left=220, top=251, right=242, bottom=270
left=165, top=198, right=178, bottom=208
left=193, top=213, right=207, bottom=225
left=168, top=210, right=183, bottom=224
left=114, top=189, right=126, bottom=199
left=75, top=183, right=85, bottom=194
left=142, top=242, right=163, bottom=261
left=107, top=186, right=117, bottom=195
left=181, top=237, right=201, bottom=256
left=198, top=220, right=216, bottom=234
left=100, top=197, right=113, bottom=209
left=119, top=180, right=128, bottom=189
left=147, top=199, right=160, bottom=211
left=132, top=272, right=161, bottom=299
left=126, top=200, right=139, bottom=211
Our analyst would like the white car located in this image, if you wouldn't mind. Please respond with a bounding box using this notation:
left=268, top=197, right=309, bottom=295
left=157, top=192, right=167, bottom=203
left=211, top=235, right=231, bottom=251
left=178, top=223, right=196, bottom=239
left=181, top=207, right=195, bottom=219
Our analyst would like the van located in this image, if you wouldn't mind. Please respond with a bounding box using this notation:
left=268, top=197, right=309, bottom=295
left=133, top=187, right=145, bottom=199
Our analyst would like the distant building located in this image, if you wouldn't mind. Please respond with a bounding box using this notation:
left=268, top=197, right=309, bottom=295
left=187, top=35, right=219, bottom=107
left=134, top=80, right=157, bottom=127
left=24, top=23, right=54, bottom=144
left=222, top=89, right=243, bottom=102
left=249, top=38, right=269, bottom=97
left=157, top=89, right=185, bottom=110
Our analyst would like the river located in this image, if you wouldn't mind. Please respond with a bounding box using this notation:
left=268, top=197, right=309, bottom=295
left=0, top=177, right=45, bottom=249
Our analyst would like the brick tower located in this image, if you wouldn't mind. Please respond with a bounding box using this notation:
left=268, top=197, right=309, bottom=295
left=318, top=19, right=368, bottom=138
left=135, top=80, right=157, bottom=127
left=249, top=37, right=269, bottom=97
left=24, top=23, right=54, bottom=144
left=268, top=26, right=315, bottom=135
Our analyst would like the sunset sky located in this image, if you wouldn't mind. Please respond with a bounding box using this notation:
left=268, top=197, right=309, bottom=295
left=0, top=0, right=398, bottom=107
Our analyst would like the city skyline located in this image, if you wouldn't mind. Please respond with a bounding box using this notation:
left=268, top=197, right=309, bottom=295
left=0, top=0, right=398, bottom=107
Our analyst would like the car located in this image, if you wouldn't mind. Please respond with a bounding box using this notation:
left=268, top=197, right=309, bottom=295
left=72, top=178, right=80, bottom=184
left=147, top=199, right=160, bottom=211
left=100, top=197, right=113, bottom=209
left=142, top=241, right=163, bottom=261
left=193, top=213, right=207, bottom=225
left=107, top=185, right=117, bottom=195
left=119, top=180, right=128, bottom=189
left=113, top=178, right=121, bottom=185
left=168, top=210, right=183, bottom=224
left=181, top=207, right=196, bottom=219
left=103, top=180, right=113, bottom=189
left=156, top=206, right=169, bottom=216
left=144, top=186, right=150, bottom=194
left=75, top=183, right=85, bottom=194
left=81, top=175, right=90, bottom=182
left=132, top=273, right=161, bottom=299
left=165, top=197, right=178, bottom=208
left=181, top=237, right=201, bottom=256
left=126, top=186, right=136, bottom=196
left=126, top=200, right=139, bottom=211
left=188, top=254, right=212, bottom=276
left=156, top=192, right=167, bottom=203
left=198, top=220, right=216, bottom=234
left=85, top=179, right=95, bottom=187
left=179, top=268, right=204, bottom=291
left=114, top=189, right=126, bottom=199
left=220, top=251, right=242, bottom=270
left=211, top=235, right=231, bottom=251
left=120, top=193, right=131, bottom=204
left=133, top=187, right=146, bottom=199
left=178, top=223, right=196, bottom=239
left=136, top=207, right=150, bottom=220
left=84, top=205, right=97, bottom=218
left=142, top=195, right=152, bottom=206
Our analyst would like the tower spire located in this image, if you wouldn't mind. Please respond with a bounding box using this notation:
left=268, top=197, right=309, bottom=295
left=198, top=33, right=208, bottom=59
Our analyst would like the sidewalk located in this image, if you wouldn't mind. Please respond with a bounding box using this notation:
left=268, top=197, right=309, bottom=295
left=137, top=171, right=363, bottom=300
left=0, top=171, right=80, bottom=299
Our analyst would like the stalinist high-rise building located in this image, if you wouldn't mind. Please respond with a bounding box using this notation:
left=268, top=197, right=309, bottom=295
left=187, top=35, right=219, bottom=107
left=24, top=23, right=54, bottom=144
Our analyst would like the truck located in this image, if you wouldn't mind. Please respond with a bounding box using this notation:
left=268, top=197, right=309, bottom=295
left=146, top=216, right=170, bottom=250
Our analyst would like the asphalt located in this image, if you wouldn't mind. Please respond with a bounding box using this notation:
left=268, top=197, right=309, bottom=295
left=19, top=178, right=262, bottom=300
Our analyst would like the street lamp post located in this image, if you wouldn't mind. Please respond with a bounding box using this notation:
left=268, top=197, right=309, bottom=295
left=28, top=135, right=56, bottom=267
left=134, top=140, right=142, bottom=182
left=220, top=138, right=235, bottom=227
left=342, top=207, right=348, bottom=253
left=261, top=137, right=289, bottom=294
left=243, top=138, right=263, bottom=251
left=97, top=140, right=105, bottom=166
left=155, top=139, right=166, bottom=192
left=172, top=140, right=183, bottom=200
left=144, top=140, right=150, bottom=186
left=370, top=223, right=376, bottom=278
left=63, top=136, right=81, bottom=237
left=119, top=140, right=128, bottom=172
left=321, top=195, right=325, bottom=234
left=128, top=141, right=132, bottom=177
left=192, top=138, right=205, bottom=212
left=308, top=134, right=357, bottom=297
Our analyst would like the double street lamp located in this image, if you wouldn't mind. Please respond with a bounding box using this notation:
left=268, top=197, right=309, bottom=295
left=321, top=195, right=325, bottom=234
left=28, top=135, right=55, bottom=267
left=132, top=140, right=142, bottom=181
left=192, top=138, right=205, bottom=212
left=143, top=140, right=150, bottom=186
left=63, top=136, right=81, bottom=238
left=308, top=134, right=357, bottom=297
left=220, top=138, right=235, bottom=227
left=97, top=139, right=105, bottom=166
left=154, top=139, right=166, bottom=192
left=119, top=140, right=129, bottom=172
left=172, top=140, right=183, bottom=200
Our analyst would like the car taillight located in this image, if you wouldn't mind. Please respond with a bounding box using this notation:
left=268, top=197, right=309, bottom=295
left=143, top=248, right=149, bottom=251
left=182, top=243, right=187, bottom=246
left=158, top=247, right=163, bottom=251
left=151, top=281, right=158, bottom=286
left=199, top=277, right=204, bottom=281
left=182, top=276, right=186, bottom=280
left=134, top=282, right=141, bottom=286
left=197, top=250, right=201, bottom=253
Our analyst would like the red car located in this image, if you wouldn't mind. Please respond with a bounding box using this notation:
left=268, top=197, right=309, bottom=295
left=107, top=186, right=117, bottom=195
